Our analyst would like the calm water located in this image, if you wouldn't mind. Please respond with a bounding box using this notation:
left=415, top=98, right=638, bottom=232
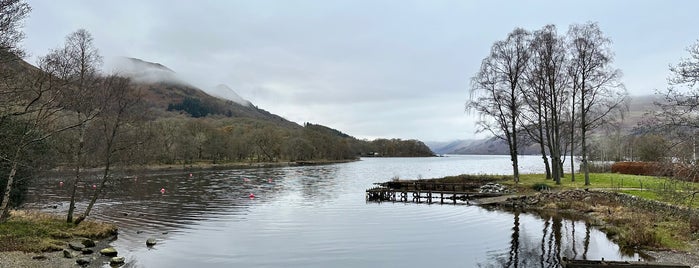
left=24, top=155, right=639, bottom=267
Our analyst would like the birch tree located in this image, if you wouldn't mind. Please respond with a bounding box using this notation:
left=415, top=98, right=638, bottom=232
left=568, top=22, right=627, bottom=186
left=468, top=28, right=531, bottom=183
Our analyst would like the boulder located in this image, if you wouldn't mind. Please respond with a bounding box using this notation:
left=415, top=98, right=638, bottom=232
left=31, top=255, right=47, bottom=260
left=146, top=238, right=157, bottom=247
left=68, top=242, right=85, bottom=251
left=81, top=239, right=96, bottom=248
left=110, top=256, right=126, bottom=265
left=99, top=247, right=118, bottom=257
left=81, top=248, right=94, bottom=254
left=76, top=258, right=90, bottom=266
left=63, top=249, right=74, bottom=258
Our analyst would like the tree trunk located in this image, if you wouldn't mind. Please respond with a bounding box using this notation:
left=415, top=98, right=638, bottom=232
left=511, top=113, right=520, bottom=184
left=0, top=159, right=19, bottom=222
left=582, top=91, right=591, bottom=186
left=67, top=123, right=86, bottom=223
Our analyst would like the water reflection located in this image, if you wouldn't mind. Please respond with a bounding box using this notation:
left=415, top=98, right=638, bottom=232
left=22, top=156, right=637, bottom=268
left=482, top=209, right=639, bottom=267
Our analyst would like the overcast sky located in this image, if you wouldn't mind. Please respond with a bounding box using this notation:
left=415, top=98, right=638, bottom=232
left=21, top=1, right=699, bottom=142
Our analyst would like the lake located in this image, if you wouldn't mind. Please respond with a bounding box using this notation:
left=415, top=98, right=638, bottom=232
left=24, top=155, right=639, bottom=267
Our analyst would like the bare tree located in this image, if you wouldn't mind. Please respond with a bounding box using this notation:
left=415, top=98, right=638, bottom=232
left=654, top=39, right=699, bottom=129
left=0, top=61, right=81, bottom=221
left=74, top=75, right=143, bottom=225
left=42, top=29, right=104, bottom=223
left=568, top=22, right=627, bottom=186
left=468, top=28, right=531, bottom=183
left=526, top=25, right=570, bottom=185
left=0, top=0, right=30, bottom=59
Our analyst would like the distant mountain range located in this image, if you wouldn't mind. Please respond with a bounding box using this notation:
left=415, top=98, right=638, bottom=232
left=428, top=94, right=661, bottom=155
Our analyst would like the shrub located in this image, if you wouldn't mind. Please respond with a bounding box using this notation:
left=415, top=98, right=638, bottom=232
left=610, top=162, right=670, bottom=176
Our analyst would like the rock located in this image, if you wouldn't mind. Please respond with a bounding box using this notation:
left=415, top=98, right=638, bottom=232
left=69, top=242, right=85, bottom=251
left=63, top=249, right=74, bottom=258
left=99, top=247, right=118, bottom=257
left=81, top=248, right=93, bottom=254
left=76, top=258, right=90, bottom=266
left=81, top=239, right=96, bottom=248
left=31, top=255, right=47, bottom=260
left=146, top=238, right=157, bottom=247
left=110, top=256, right=126, bottom=265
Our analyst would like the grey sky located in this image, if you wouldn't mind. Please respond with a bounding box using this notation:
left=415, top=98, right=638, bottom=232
left=21, top=0, right=699, bottom=142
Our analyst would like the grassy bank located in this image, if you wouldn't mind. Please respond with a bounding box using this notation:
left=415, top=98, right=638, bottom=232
left=419, top=172, right=699, bottom=251
left=0, top=210, right=117, bottom=252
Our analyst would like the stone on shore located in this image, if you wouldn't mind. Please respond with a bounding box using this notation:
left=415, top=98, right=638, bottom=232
left=81, top=248, right=93, bottom=254
left=76, top=258, right=90, bottom=266
left=146, top=238, right=157, bottom=247
left=68, top=242, right=85, bottom=251
left=62, top=249, right=74, bottom=258
left=81, top=239, right=96, bottom=248
left=99, top=247, right=118, bottom=257
left=110, top=256, right=126, bottom=265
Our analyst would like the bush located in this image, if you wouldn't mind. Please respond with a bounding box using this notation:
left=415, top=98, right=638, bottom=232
left=610, top=162, right=670, bottom=176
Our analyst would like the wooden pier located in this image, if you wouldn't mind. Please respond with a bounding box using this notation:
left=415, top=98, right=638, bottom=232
left=365, top=180, right=507, bottom=205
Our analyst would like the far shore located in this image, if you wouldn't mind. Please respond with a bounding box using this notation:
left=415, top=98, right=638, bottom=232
left=42, top=158, right=360, bottom=178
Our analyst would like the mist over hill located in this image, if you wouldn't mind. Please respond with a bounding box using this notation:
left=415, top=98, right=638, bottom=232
left=430, top=94, right=661, bottom=155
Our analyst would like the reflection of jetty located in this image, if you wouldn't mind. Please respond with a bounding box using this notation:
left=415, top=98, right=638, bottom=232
left=365, top=180, right=507, bottom=204
left=563, top=258, right=689, bottom=268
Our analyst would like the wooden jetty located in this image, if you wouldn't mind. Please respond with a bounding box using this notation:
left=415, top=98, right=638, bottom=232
left=365, top=180, right=506, bottom=205
left=562, top=258, right=689, bottom=268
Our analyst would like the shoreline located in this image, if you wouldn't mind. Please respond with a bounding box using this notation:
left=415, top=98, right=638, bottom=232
left=485, top=190, right=699, bottom=266
left=43, top=158, right=360, bottom=178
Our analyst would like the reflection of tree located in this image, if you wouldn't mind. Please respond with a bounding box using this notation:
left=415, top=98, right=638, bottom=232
left=506, top=211, right=520, bottom=267
left=540, top=217, right=549, bottom=267
left=488, top=211, right=609, bottom=267
left=583, top=221, right=591, bottom=260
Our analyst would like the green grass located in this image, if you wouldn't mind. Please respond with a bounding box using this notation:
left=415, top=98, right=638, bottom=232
left=0, top=211, right=117, bottom=252
left=508, top=173, right=699, bottom=207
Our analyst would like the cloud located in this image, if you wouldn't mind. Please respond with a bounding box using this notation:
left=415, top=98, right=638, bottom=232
left=22, top=0, right=699, bottom=142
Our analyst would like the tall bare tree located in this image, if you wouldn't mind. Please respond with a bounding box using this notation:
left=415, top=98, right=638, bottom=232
left=42, top=29, right=104, bottom=223
left=568, top=22, right=627, bottom=185
left=468, top=28, right=531, bottom=183
left=74, top=75, right=143, bottom=225
left=526, top=25, right=570, bottom=185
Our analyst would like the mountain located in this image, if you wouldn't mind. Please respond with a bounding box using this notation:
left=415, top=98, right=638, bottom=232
left=115, top=57, right=294, bottom=125
left=210, top=84, right=251, bottom=106
left=432, top=94, right=662, bottom=155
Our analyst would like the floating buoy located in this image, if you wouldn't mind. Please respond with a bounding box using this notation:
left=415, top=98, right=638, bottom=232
left=189, top=173, right=193, bottom=177
left=268, top=178, right=273, bottom=183
left=160, top=188, right=166, bottom=194
left=243, top=178, right=250, bottom=182
left=59, top=181, right=64, bottom=187
left=92, top=184, right=97, bottom=189
left=249, top=193, right=255, bottom=198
